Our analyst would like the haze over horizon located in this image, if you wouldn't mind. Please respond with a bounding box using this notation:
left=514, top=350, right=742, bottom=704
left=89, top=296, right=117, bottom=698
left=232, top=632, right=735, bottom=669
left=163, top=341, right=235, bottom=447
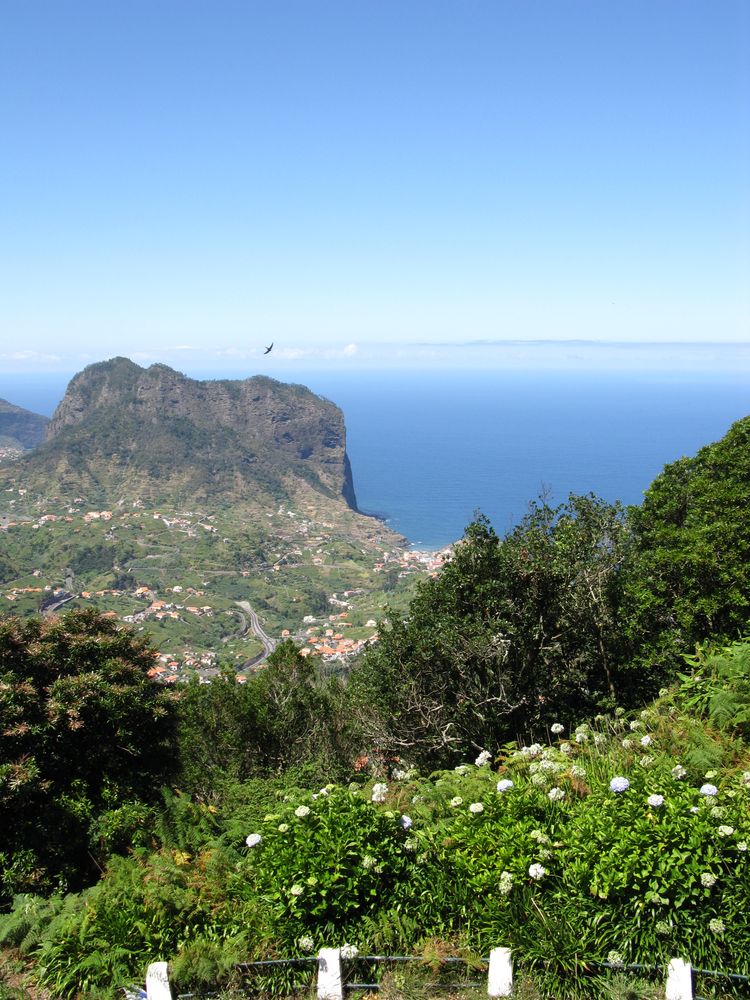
left=2, top=1, right=748, bottom=375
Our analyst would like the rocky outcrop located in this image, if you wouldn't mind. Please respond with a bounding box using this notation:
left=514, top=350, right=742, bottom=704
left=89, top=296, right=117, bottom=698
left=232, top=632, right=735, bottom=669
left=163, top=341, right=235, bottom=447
left=10, top=358, right=360, bottom=510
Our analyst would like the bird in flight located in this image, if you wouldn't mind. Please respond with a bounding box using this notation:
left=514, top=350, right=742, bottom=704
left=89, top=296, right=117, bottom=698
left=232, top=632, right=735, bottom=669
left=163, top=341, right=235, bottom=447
left=264, top=342, right=274, bottom=355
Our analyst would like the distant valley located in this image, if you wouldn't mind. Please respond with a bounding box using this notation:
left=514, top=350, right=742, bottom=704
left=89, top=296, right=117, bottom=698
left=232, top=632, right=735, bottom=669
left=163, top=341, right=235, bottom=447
left=0, top=359, right=445, bottom=676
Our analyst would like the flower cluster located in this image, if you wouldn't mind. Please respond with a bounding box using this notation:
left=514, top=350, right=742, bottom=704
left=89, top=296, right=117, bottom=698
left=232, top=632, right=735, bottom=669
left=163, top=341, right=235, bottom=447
left=499, top=870, right=513, bottom=895
left=475, top=749, right=492, bottom=766
left=469, top=801, right=484, bottom=814
left=245, top=833, right=262, bottom=847
left=294, top=805, right=311, bottom=818
left=610, top=776, right=630, bottom=793
left=496, top=779, right=514, bottom=793
left=371, top=783, right=388, bottom=803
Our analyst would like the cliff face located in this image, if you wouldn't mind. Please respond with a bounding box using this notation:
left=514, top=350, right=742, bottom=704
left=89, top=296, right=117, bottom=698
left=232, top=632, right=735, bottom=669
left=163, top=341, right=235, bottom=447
left=0, top=399, right=49, bottom=450
left=12, top=358, right=359, bottom=510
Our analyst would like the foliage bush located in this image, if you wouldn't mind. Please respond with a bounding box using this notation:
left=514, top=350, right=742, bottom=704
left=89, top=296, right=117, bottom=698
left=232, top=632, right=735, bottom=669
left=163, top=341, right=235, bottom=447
left=3, top=659, right=748, bottom=997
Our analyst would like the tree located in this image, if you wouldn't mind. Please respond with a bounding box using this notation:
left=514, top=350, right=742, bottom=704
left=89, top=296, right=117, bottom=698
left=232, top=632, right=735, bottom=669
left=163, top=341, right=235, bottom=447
left=0, top=609, right=176, bottom=898
left=348, top=496, right=629, bottom=769
left=622, top=415, right=750, bottom=677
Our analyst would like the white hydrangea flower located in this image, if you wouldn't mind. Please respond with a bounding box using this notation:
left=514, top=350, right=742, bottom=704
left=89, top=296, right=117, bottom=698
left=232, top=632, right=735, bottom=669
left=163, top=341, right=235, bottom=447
left=548, top=787, right=565, bottom=801
left=400, top=814, right=413, bottom=829
left=245, top=833, right=263, bottom=847
left=499, top=870, right=514, bottom=895
left=298, top=935, right=315, bottom=953
left=371, top=782, right=388, bottom=803
left=647, top=794, right=664, bottom=808
left=629, top=720, right=643, bottom=731
left=524, top=743, right=543, bottom=758
left=540, top=758, right=561, bottom=772
left=559, top=742, right=572, bottom=755
left=404, top=837, right=417, bottom=852
left=294, top=805, right=311, bottom=818
left=710, top=806, right=725, bottom=818
left=609, top=776, right=630, bottom=793
left=570, top=765, right=586, bottom=779
left=362, top=855, right=376, bottom=869
left=700, top=783, right=718, bottom=797
left=607, top=951, right=625, bottom=969
left=392, top=769, right=407, bottom=781
left=593, top=734, right=605, bottom=746
left=621, top=739, right=633, bottom=750
left=475, top=749, right=492, bottom=767
left=700, top=873, right=716, bottom=888
left=639, top=755, right=654, bottom=768
left=469, top=801, right=484, bottom=814
left=709, top=918, right=725, bottom=935
left=450, top=796, right=463, bottom=807
left=454, top=764, right=470, bottom=775
left=551, top=723, right=565, bottom=734
left=290, top=884, right=304, bottom=897
left=575, top=731, right=589, bottom=744
left=740, top=771, right=750, bottom=787
left=737, top=841, right=748, bottom=852
left=278, top=823, right=289, bottom=833
left=671, top=764, right=687, bottom=780
left=717, top=825, right=734, bottom=837
left=531, top=772, right=548, bottom=786
left=528, top=863, right=547, bottom=880
left=340, top=944, right=359, bottom=960
left=496, top=779, right=514, bottom=793
left=640, top=735, right=652, bottom=747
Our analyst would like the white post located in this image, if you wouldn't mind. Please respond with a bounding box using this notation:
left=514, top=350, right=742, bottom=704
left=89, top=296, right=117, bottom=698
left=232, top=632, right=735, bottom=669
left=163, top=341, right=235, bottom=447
left=146, top=961, right=173, bottom=1000
left=487, top=946, right=513, bottom=997
left=665, top=958, right=693, bottom=1000
left=317, top=947, right=343, bottom=1000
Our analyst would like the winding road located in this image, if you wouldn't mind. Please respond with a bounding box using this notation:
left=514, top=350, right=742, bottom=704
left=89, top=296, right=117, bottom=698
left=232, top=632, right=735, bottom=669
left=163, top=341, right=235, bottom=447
left=235, top=600, right=277, bottom=666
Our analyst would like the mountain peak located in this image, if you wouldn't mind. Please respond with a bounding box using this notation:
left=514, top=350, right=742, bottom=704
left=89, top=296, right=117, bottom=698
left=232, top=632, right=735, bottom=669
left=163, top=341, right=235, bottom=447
left=6, top=359, right=359, bottom=512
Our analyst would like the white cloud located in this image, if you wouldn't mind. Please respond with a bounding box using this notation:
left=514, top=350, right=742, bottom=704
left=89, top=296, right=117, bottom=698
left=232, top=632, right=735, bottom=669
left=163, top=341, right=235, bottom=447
left=342, top=343, right=358, bottom=356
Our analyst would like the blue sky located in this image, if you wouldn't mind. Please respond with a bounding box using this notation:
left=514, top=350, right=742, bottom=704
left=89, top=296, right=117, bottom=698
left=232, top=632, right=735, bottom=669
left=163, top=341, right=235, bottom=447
left=1, top=0, right=748, bottom=375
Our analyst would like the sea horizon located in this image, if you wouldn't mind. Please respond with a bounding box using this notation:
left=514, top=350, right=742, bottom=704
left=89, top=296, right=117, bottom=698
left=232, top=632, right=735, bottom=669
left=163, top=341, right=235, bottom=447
left=1, top=367, right=748, bottom=550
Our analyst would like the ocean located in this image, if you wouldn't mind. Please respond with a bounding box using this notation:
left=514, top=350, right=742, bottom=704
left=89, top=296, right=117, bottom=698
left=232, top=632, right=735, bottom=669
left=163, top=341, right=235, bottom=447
left=2, top=370, right=748, bottom=549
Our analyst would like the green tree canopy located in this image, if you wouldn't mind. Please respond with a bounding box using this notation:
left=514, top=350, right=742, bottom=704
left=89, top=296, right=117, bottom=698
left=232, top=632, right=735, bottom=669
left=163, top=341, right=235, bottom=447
left=348, top=495, right=629, bottom=770
left=0, top=609, right=176, bottom=898
left=623, top=414, right=750, bottom=676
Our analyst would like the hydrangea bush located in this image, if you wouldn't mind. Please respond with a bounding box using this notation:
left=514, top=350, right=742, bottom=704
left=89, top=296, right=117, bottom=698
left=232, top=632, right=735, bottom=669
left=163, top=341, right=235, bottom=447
left=2, top=688, right=749, bottom=996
